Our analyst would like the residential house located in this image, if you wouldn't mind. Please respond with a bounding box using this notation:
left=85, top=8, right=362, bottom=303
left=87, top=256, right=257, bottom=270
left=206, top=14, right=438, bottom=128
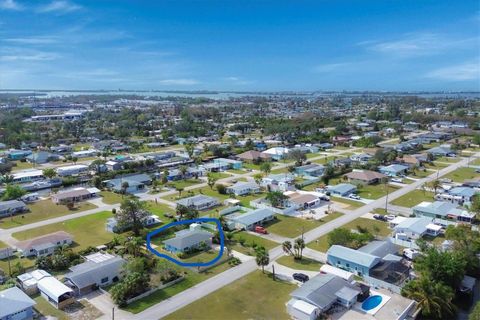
left=103, top=173, right=152, bottom=193
left=50, top=145, right=72, bottom=154
left=213, top=158, right=242, bottom=170
left=0, top=286, right=36, bottom=320
left=350, top=153, right=373, bottom=165
left=105, top=160, right=123, bottom=171
left=295, top=164, right=325, bottom=177
left=434, top=186, right=476, bottom=205
left=378, top=164, right=410, bottom=177
left=176, top=194, right=219, bottom=211
left=0, top=200, right=28, bottom=218
left=236, top=150, right=271, bottom=162
left=7, top=149, right=32, bottom=160
left=145, top=151, right=176, bottom=162
left=261, top=173, right=295, bottom=192
left=228, top=208, right=274, bottom=230
left=396, top=154, right=427, bottom=168
left=17, top=270, right=75, bottom=309
left=56, top=164, right=89, bottom=177
left=392, top=217, right=441, bottom=241
left=63, top=252, right=126, bottom=296
left=286, top=192, right=321, bottom=210
left=327, top=245, right=381, bottom=276
left=262, top=147, right=289, bottom=160
left=72, top=149, right=98, bottom=158
left=226, top=181, right=260, bottom=196
left=326, top=183, right=357, bottom=197
left=163, top=224, right=213, bottom=254
left=16, top=231, right=73, bottom=257
left=332, top=136, right=352, bottom=146
left=287, top=273, right=361, bottom=319
left=26, top=151, right=60, bottom=164
left=426, top=145, right=456, bottom=157
left=105, top=214, right=161, bottom=233
left=11, top=169, right=44, bottom=184
left=51, top=187, right=100, bottom=205
left=345, top=170, right=386, bottom=185
left=413, top=201, right=475, bottom=225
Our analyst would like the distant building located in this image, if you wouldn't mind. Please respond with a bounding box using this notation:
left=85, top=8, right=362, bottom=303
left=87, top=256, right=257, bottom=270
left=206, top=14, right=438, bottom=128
left=326, top=183, right=357, bottom=197
left=226, top=181, right=260, bottom=196
left=0, top=200, right=28, bottom=218
left=51, top=187, right=100, bottom=204
left=15, top=231, right=73, bottom=257
left=345, top=170, right=386, bottom=185
left=176, top=194, right=219, bottom=211
left=413, top=201, right=475, bottom=225
left=56, top=164, right=89, bottom=177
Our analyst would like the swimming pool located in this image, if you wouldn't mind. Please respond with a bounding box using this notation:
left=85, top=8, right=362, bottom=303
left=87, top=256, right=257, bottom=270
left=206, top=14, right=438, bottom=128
left=361, top=295, right=383, bottom=311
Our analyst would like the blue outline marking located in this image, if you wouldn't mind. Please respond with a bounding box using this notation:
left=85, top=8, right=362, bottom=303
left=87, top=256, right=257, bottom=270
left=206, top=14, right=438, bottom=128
left=146, top=218, right=224, bottom=267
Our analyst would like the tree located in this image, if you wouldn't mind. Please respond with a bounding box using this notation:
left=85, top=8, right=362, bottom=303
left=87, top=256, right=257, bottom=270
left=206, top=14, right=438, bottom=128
left=255, top=246, right=269, bottom=273
left=176, top=204, right=198, bottom=220
left=470, top=301, right=480, bottom=320
left=265, top=191, right=288, bottom=208
left=179, top=165, right=188, bottom=179
left=42, top=168, right=57, bottom=179
left=282, top=241, right=293, bottom=256
left=293, top=238, right=305, bottom=259
left=288, top=149, right=307, bottom=166
left=402, top=276, right=455, bottom=319
left=430, top=179, right=440, bottom=194
left=184, top=142, right=195, bottom=159
left=125, top=237, right=143, bottom=257
left=470, top=193, right=480, bottom=219
left=253, top=173, right=263, bottom=185
left=121, top=181, right=129, bottom=196
left=322, top=164, right=335, bottom=184
left=175, top=186, right=184, bottom=197
left=260, top=162, right=272, bottom=176
left=1, top=184, right=26, bottom=201
left=71, top=156, right=78, bottom=164
left=207, top=173, right=218, bottom=190
left=117, top=197, right=148, bottom=236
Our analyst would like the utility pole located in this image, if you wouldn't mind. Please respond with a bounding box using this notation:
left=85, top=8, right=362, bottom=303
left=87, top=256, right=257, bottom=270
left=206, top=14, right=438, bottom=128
left=112, top=307, right=115, bottom=320
left=7, top=247, right=11, bottom=276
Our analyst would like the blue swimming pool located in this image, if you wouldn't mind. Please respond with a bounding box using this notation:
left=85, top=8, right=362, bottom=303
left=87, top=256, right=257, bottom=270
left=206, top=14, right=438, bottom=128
left=361, top=295, right=383, bottom=311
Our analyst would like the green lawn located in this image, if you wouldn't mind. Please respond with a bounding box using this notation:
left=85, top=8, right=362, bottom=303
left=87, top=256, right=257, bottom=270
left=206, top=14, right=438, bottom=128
left=208, top=172, right=231, bottom=180
left=0, top=241, right=7, bottom=248
left=390, top=190, right=435, bottom=208
left=0, top=200, right=97, bottom=229
left=424, top=162, right=449, bottom=169
left=408, top=169, right=433, bottom=178
left=99, top=191, right=123, bottom=204
left=471, top=158, right=480, bottom=166
left=307, top=218, right=390, bottom=252
left=270, top=166, right=289, bottom=174
left=357, top=184, right=399, bottom=200
left=331, top=196, right=365, bottom=209
left=164, top=271, right=295, bottom=320
left=276, top=255, right=322, bottom=271
left=436, top=156, right=462, bottom=163
left=231, top=232, right=278, bottom=255
left=124, top=259, right=233, bottom=313
left=442, top=167, right=479, bottom=183
left=0, top=255, right=36, bottom=275
left=12, top=161, right=34, bottom=171
left=242, top=163, right=262, bottom=171
left=227, top=169, right=246, bottom=174
left=266, top=212, right=343, bottom=238
left=166, top=179, right=203, bottom=189
left=145, top=201, right=175, bottom=220
left=312, top=156, right=337, bottom=165
left=12, top=211, right=114, bottom=251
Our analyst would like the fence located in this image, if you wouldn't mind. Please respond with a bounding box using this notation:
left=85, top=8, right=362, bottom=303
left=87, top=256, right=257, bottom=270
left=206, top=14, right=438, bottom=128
left=125, top=276, right=185, bottom=305
left=363, top=275, right=402, bottom=294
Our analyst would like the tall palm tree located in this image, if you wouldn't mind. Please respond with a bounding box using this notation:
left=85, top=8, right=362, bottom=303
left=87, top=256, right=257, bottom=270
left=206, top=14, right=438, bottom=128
left=402, top=277, right=455, bottom=319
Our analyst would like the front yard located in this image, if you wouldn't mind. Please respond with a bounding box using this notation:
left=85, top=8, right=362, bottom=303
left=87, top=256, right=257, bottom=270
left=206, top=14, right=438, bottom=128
left=163, top=271, right=295, bottom=320
left=231, top=231, right=278, bottom=255
left=276, top=255, right=322, bottom=271
left=12, top=210, right=114, bottom=251
left=266, top=212, right=343, bottom=238
left=0, top=199, right=97, bottom=229
left=357, top=184, right=399, bottom=200
left=441, top=167, right=479, bottom=183
left=390, top=190, right=435, bottom=208
left=331, top=196, right=365, bottom=209
left=99, top=191, right=124, bottom=204
left=307, top=217, right=390, bottom=253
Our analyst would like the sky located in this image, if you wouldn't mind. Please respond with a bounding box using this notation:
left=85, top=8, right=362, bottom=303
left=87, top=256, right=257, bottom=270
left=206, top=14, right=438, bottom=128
left=0, top=0, right=479, bottom=91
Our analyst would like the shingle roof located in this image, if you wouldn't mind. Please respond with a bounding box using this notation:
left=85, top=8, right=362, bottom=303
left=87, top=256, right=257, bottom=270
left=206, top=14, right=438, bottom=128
left=346, top=170, right=386, bottom=181
left=394, top=217, right=432, bottom=235
left=0, top=287, right=36, bottom=318
left=16, top=231, right=72, bottom=252
left=0, top=200, right=26, bottom=211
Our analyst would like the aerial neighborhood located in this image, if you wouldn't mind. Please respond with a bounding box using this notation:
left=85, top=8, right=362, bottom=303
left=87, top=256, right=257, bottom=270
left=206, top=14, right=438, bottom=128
left=0, top=92, right=479, bottom=320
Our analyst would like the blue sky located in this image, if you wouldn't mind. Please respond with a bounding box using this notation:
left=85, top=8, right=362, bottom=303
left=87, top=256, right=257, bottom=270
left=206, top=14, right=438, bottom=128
left=0, top=0, right=479, bottom=91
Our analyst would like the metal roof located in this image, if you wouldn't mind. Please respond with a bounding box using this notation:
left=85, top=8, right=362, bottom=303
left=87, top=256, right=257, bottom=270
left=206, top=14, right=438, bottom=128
left=0, top=287, right=36, bottom=318
left=327, top=245, right=381, bottom=268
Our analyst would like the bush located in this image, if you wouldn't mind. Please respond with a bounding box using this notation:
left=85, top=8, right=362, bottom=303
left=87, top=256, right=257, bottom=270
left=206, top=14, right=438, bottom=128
left=216, top=184, right=227, bottom=195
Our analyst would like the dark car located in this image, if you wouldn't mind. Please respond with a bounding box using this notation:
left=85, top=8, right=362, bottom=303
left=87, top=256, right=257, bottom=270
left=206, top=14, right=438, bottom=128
left=373, top=214, right=386, bottom=221
left=293, top=273, right=309, bottom=283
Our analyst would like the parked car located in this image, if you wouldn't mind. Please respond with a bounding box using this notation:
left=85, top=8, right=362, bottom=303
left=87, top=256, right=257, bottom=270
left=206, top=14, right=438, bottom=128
left=348, top=194, right=361, bottom=200
left=254, top=226, right=268, bottom=234
left=293, top=273, right=309, bottom=283
left=403, top=248, right=420, bottom=260
left=391, top=177, right=403, bottom=183
left=373, top=214, right=386, bottom=221
left=385, top=214, right=396, bottom=221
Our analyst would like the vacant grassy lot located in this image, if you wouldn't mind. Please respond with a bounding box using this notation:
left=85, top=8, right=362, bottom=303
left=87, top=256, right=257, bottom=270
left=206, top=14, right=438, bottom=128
left=270, top=166, right=289, bottom=174
left=266, top=212, right=343, bottom=238
left=442, top=167, right=479, bottom=183
left=307, top=217, right=390, bottom=252
left=242, top=163, right=262, bottom=171
left=99, top=191, right=123, bottom=204
left=12, top=211, right=114, bottom=251
left=145, top=201, right=175, bottom=220
left=276, top=255, right=322, bottom=271
left=436, top=156, right=462, bottom=163
left=0, top=200, right=97, bottom=229
left=164, top=271, right=295, bottom=320
left=231, top=232, right=278, bottom=255
left=357, top=184, right=399, bottom=200
left=208, top=172, right=231, bottom=180
left=331, top=196, right=365, bottom=209
left=166, top=179, right=203, bottom=190
left=12, top=161, right=34, bottom=171
left=390, top=190, right=435, bottom=208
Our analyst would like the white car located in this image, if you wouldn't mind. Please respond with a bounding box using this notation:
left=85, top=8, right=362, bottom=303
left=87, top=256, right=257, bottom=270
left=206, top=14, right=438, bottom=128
left=348, top=194, right=361, bottom=200
left=391, top=178, right=403, bottom=183
left=385, top=214, right=396, bottom=221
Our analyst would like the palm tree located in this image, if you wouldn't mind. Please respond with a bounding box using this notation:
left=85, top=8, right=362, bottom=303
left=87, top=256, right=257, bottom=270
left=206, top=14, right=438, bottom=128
left=282, top=241, right=293, bottom=256
left=121, top=181, right=129, bottom=197
left=430, top=179, right=441, bottom=195
left=125, top=237, right=143, bottom=257
left=402, top=277, right=455, bottom=319
left=255, top=247, right=270, bottom=273
left=293, top=238, right=305, bottom=259
left=179, top=165, right=188, bottom=179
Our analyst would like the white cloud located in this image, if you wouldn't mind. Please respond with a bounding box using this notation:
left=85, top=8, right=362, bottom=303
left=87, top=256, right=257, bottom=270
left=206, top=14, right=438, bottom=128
left=158, top=79, right=199, bottom=85
left=312, top=63, right=351, bottom=73
left=223, top=76, right=254, bottom=85
left=4, top=36, right=59, bottom=44
left=425, top=62, right=480, bottom=81
left=0, top=0, right=22, bottom=10
left=37, top=0, right=82, bottom=14
left=0, top=52, right=60, bottom=61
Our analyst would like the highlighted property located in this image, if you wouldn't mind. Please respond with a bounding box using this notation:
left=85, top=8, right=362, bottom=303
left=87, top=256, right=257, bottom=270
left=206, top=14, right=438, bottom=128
left=146, top=217, right=225, bottom=267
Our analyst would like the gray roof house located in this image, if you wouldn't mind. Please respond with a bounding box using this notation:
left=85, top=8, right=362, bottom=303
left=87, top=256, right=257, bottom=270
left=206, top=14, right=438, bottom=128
left=378, top=164, right=410, bottom=177
left=176, top=194, right=219, bottom=211
left=0, top=286, right=36, bottom=320
left=358, top=240, right=400, bottom=260
left=229, top=208, right=275, bottom=230
left=64, top=252, right=126, bottom=296
left=426, top=146, right=456, bottom=157
left=163, top=226, right=213, bottom=254
left=413, top=201, right=475, bottom=225
left=392, top=217, right=440, bottom=240
left=0, top=200, right=28, bottom=218
left=288, top=273, right=361, bottom=313
left=103, top=173, right=152, bottom=194
left=326, top=183, right=357, bottom=196
left=226, top=181, right=260, bottom=196
left=435, top=186, right=476, bottom=205
left=327, top=245, right=381, bottom=276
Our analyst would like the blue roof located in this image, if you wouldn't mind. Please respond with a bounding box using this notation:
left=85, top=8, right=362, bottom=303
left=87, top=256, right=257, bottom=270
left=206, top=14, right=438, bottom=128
left=379, top=164, right=409, bottom=173
left=394, top=217, right=432, bottom=234
left=327, top=245, right=380, bottom=268
left=449, top=187, right=476, bottom=198
left=327, top=183, right=356, bottom=194
left=231, top=208, right=274, bottom=226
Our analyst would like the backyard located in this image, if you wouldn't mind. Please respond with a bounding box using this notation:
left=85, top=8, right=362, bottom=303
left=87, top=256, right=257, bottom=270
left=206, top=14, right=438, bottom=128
left=163, top=271, right=295, bottom=320
left=0, top=199, right=97, bottom=229
left=331, top=196, right=365, bottom=209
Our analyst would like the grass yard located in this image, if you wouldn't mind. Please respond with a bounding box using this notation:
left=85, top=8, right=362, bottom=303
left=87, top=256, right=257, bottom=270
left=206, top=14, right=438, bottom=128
left=242, top=163, right=262, bottom=171
left=442, top=167, right=479, bottom=183
left=145, top=201, right=175, bottom=220
left=227, top=169, right=246, bottom=174
left=357, top=184, right=399, bottom=200
left=470, top=158, right=480, bottom=166
left=166, top=179, right=203, bottom=189
left=424, top=162, right=449, bottom=169
left=0, top=240, right=6, bottom=248
left=0, top=200, right=97, bottom=229
left=208, top=172, right=231, bottom=180
left=307, top=217, right=390, bottom=252
left=12, top=211, right=114, bottom=251
left=99, top=191, right=123, bottom=204
left=408, top=169, right=434, bottom=178
left=164, top=271, right=295, bottom=320
left=331, top=196, right=365, bottom=209
left=436, top=156, right=462, bottom=163
left=124, top=259, right=233, bottom=313
left=270, top=166, right=289, bottom=174
left=390, top=190, right=434, bottom=208
left=231, top=232, right=278, bottom=255
left=266, top=212, right=343, bottom=238
left=0, top=255, right=36, bottom=275
left=312, top=156, right=337, bottom=165
left=12, top=161, right=34, bottom=171
left=276, top=255, right=322, bottom=271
